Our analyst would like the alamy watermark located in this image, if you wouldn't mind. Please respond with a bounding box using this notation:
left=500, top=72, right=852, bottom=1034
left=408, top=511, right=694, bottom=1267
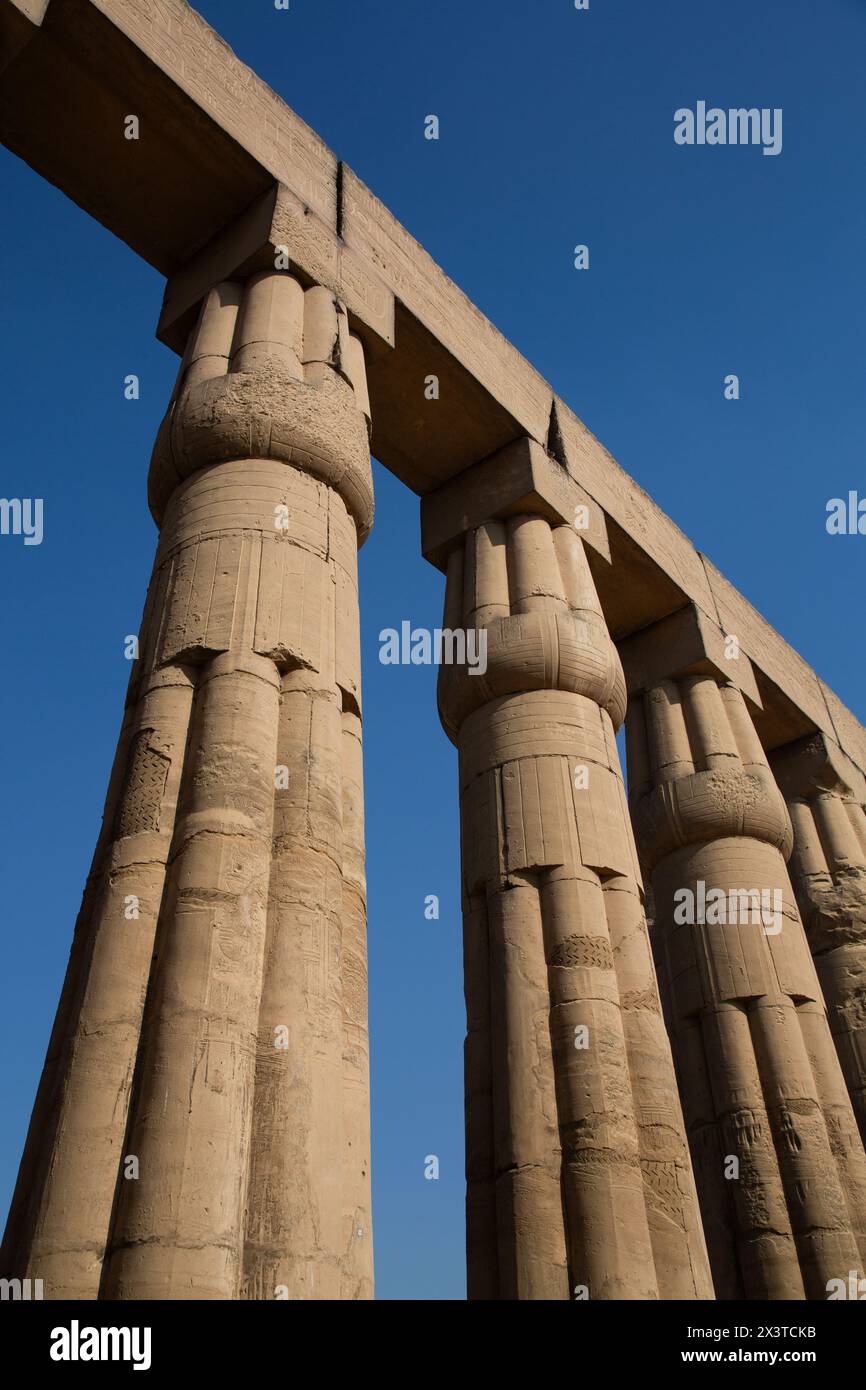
left=674, top=880, right=783, bottom=935
left=675, top=102, right=782, bottom=157
left=0, top=497, right=42, bottom=545
left=827, top=1271, right=866, bottom=1299
left=826, top=492, right=866, bottom=535
left=50, top=1320, right=151, bottom=1371
left=0, top=1277, right=43, bottom=1299
left=379, top=621, right=487, bottom=675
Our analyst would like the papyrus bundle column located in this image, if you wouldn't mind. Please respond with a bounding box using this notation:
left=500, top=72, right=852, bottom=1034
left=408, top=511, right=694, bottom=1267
left=0, top=663, right=194, bottom=1297
left=1, top=272, right=375, bottom=1299
left=436, top=506, right=712, bottom=1300
left=770, top=735, right=866, bottom=1145
left=627, top=676, right=866, bottom=1299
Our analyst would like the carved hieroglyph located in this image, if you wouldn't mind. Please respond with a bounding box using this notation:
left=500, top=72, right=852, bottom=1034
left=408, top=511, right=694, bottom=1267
left=0, top=272, right=374, bottom=1300
left=786, top=794, right=866, bottom=1145
left=2, top=0, right=866, bottom=1307
left=770, top=739, right=866, bottom=1145
left=627, top=676, right=866, bottom=1299
left=435, top=507, right=713, bottom=1299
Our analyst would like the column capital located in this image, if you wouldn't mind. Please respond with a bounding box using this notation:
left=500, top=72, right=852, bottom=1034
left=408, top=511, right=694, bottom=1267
left=770, top=730, right=866, bottom=805
left=420, top=436, right=610, bottom=571
left=618, top=603, right=761, bottom=710
left=149, top=272, right=374, bottom=538
left=629, top=676, right=792, bottom=870
left=156, top=181, right=395, bottom=358
left=436, top=514, right=625, bottom=741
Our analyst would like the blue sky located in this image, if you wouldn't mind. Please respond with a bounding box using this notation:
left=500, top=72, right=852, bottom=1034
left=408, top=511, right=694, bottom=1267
left=1, top=0, right=864, bottom=1300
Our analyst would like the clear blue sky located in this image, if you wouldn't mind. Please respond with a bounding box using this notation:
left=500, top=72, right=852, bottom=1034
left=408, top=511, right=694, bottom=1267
left=1, top=0, right=864, bottom=1300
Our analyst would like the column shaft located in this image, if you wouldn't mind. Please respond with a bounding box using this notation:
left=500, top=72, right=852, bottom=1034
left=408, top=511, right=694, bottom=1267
left=784, top=789, right=866, bottom=1143
left=3, top=271, right=375, bottom=1299
left=629, top=674, right=866, bottom=1299
left=0, top=666, right=194, bottom=1297
left=435, top=510, right=712, bottom=1299
left=104, top=653, right=281, bottom=1298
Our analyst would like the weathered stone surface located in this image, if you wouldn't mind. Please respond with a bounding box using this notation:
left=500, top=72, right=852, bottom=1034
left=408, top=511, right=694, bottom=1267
left=421, top=436, right=610, bottom=572
left=618, top=602, right=761, bottom=710
left=2, top=0, right=866, bottom=1306
left=429, top=491, right=712, bottom=1300
left=1, top=273, right=374, bottom=1300
left=0, top=0, right=863, bottom=779
left=157, top=183, right=396, bottom=359
left=627, top=667, right=866, bottom=1298
left=771, top=733, right=866, bottom=1146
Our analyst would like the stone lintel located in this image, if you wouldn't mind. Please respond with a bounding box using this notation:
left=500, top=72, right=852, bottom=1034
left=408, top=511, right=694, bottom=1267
left=1, top=0, right=864, bottom=783
left=617, top=603, right=762, bottom=711
left=0, top=0, right=47, bottom=75
left=157, top=182, right=395, bottom=359
left=7, top=0, right=49, bottom=17
left=340, top=166, right=553, bottom=457
left=769, top=731, right=866, bottom=805
left=420, top=437, right=610, bottom=572
left=819, top=680, right=866, bottom=789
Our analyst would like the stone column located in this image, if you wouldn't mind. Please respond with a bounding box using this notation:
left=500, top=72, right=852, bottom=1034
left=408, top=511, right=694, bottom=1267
left=422, top=440, right=713, bottom=1301
left=2, top=271, right=375, bottom=1299
left=770, top=733, right=866, bottom=1145
left=0, top=664, right=194, bottom=1298
left=624, top=636, right=866, bottom=1300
